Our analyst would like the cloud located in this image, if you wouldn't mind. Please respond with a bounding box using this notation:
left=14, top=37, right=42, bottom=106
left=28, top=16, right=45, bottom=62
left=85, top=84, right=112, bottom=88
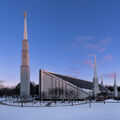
left=71, top=35, right=112, bottom=53
left=76, top=35, right=92, bottom=43
left=103, top=73, right=115, bottom=78
left=70, top=69, right=80, bottom=76
left=71, top=35, right=92, bottom=49
left=83, top=60, right=94, bottom=68
left=100, top=38, right=112, bottom=45
left=98, top=47, right=106, bottom=52
left=103, top=54, right=113, bottom=62
left=84, top=44, right=107, bottom=53
left=84, top=43, right=98, bottom=50
left=69, top=67, right=81, bottom=76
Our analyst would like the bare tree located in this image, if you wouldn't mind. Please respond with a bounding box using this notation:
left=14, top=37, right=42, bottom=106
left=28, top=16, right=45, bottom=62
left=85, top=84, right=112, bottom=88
left=65, top=90, right=78, bottom=105
left=0, top=80, right=4, bottom=89
left=41, top=91, right=47, bottom=100
left=48, top=88, right=64, bottom=104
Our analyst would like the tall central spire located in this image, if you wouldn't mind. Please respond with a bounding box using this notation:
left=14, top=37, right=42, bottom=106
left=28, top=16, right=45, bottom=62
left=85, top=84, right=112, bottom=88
left=20, top=11, right=30, bottom=101
left=24, top=12, right=27, bottom=40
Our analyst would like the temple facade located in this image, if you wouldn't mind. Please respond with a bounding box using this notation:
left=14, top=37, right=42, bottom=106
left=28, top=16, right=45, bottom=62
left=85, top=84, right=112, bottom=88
left=39, top=70, right=109, bottom=100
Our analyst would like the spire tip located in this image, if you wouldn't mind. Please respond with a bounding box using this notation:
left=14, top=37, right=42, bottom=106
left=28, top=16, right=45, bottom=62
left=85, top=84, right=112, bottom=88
left=24, top=11, right=27, bottom=18
left=23, top=11, right=27, bottom=40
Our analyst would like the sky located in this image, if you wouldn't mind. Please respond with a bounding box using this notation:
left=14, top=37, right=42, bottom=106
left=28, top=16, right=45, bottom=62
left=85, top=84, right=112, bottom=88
left=0, top=0, right=120, bottom=86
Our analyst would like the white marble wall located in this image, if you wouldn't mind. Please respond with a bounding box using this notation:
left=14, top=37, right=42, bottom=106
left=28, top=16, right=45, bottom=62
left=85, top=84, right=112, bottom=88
left=20, top=66, right=30, bottom=100
left=40, top=71, right=90, bottom=99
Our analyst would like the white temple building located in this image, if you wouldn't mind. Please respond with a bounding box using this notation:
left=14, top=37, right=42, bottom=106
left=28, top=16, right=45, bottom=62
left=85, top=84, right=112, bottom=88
left=39, top=69, right=109, bottom=100
left=19, top=13, right=110, bottom=100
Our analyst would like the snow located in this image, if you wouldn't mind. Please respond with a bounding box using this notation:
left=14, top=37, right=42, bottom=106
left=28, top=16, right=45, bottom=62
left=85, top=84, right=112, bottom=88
left=0, top=98, right=120, bottom=120
left=2, top=101, right=86, bottom=107
left=105, top=99, right=119, bottom=102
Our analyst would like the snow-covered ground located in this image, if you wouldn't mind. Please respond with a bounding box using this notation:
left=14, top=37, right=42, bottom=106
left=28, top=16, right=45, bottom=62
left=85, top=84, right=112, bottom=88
left=0, top=99, right=120, bottom=120
left=2, top=100, right=86, bottom=107
left=0, top=97, right=87, bottom=107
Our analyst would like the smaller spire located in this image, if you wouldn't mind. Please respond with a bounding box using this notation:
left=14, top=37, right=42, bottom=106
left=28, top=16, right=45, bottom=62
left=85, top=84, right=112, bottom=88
left=114, top=72, right=118, bottom=98
left=101, top=75, right=104, bottom=86
left=114, top=72, right=117, bottom=85
left=94, top=55, right=97, bottom=78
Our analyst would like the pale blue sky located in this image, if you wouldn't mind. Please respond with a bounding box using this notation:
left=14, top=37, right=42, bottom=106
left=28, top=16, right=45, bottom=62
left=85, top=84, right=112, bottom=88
left=0, top=0, right=120, bottom=86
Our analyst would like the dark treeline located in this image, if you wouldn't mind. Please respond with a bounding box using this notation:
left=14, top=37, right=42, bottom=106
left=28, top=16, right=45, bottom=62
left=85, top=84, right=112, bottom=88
left=0, top=82, right=39, bottom=97
left=1, top=84, right=120, bottom=97
left=105, top=85, right=120, bottom=92
left=0, top=82, right=120, bottom=101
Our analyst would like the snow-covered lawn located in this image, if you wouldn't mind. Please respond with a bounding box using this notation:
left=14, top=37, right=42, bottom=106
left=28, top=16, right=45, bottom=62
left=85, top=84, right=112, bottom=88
left=1, top=100, right=86, bottom=107
left=0, top=101, right=120, bottom=120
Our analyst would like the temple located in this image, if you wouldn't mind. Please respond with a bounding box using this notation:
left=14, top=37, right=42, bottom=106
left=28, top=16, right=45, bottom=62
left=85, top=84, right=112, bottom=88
left=39, top=69, right=109, bottom=100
